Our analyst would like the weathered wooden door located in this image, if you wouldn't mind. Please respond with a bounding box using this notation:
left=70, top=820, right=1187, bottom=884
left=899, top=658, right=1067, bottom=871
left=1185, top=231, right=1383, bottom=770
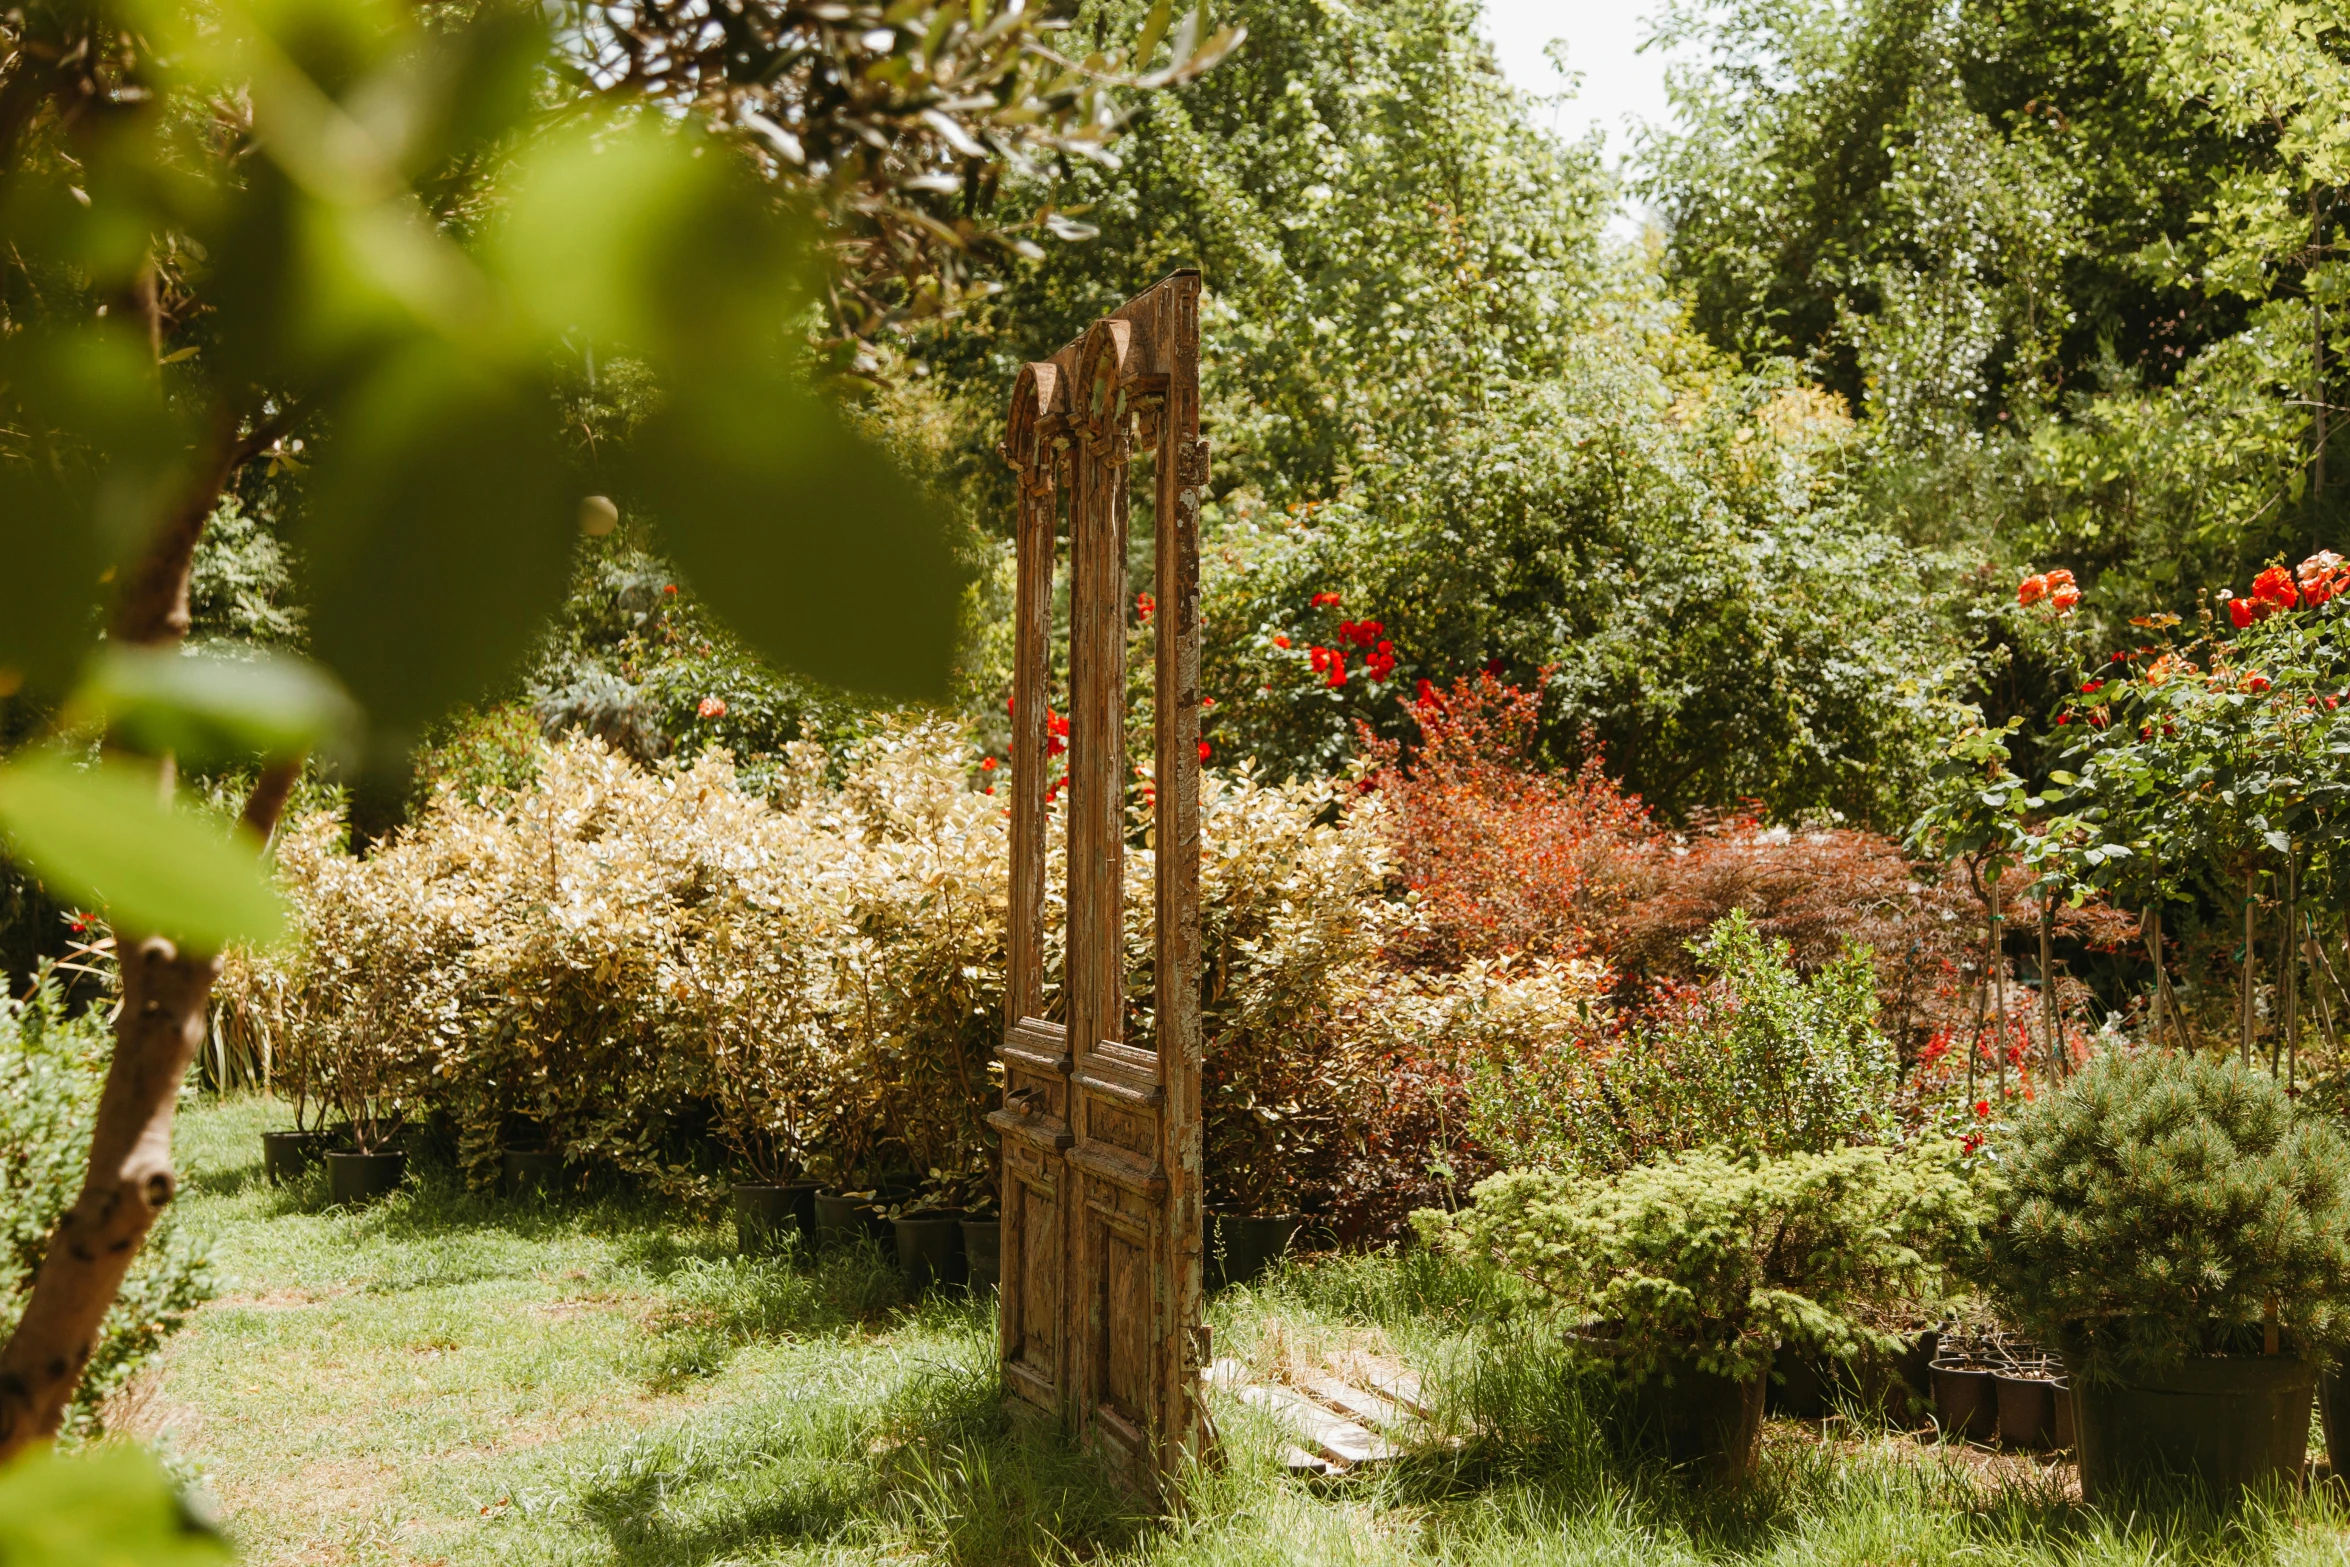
left=990, top=270, right=1207, bottom=1487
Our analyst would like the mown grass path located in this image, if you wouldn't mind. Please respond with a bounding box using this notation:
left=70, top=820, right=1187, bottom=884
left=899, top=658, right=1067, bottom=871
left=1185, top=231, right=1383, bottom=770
left=132, top=1097, right=2350, bottom=1565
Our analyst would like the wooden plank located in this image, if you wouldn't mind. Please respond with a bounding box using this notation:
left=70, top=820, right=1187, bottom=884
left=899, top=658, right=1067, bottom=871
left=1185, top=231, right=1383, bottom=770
left=1067, top=315, right=1137, bottom=1474
left=1300, top=1375, right=1418, bottom=1434
left=1329, top=1351, right=1430, bottom=1418
left=1000, top=375, right=1062, bottom=1420
left=1239, top=1384, right=1397, bottom=1467
left=1152, top=270, right=1207, bottom=1465
left=1005, top=439, right=1056, bottom=1030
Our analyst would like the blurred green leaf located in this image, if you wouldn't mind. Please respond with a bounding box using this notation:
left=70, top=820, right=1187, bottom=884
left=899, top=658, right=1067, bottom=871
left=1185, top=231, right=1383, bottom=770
left=0, top=752, right=286, bottom=951
left=70, top=647, right=358, bottom=765
left=0, top=468, right=111, bottom=694
left=492, top=118, right=815, bottom=372
left=630, top=373, right=964, bottom=702
left=0, top=1444, right=230, bottom=1567
left=0, top=322, right=193, bottom=692
left=298, top=341, right=577, bottom=726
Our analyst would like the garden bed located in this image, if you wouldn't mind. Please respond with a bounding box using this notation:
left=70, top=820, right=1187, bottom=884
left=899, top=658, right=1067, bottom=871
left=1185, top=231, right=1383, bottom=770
left=115, top=1097, right=2350, bottom=1565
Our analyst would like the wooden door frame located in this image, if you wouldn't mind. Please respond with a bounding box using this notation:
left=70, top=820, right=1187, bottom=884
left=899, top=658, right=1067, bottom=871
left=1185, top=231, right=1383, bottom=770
left=989, top=269, right=1207, bottom=1486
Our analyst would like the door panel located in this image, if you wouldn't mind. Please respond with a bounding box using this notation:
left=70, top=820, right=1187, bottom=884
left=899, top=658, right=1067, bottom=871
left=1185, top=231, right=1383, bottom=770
left=994, top=272, right=1207, bottom=1489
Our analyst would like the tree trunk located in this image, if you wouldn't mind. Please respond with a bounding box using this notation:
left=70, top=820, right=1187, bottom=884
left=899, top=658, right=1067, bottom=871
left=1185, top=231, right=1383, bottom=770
left=0, top=934, right=219, bottom=1455
left=0, top=397, right=294, bottom=1457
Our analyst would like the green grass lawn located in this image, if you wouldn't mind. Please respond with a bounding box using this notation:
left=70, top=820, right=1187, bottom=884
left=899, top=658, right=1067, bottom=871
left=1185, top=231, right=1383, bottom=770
left=125, top=1095, right=2350, bottom=1566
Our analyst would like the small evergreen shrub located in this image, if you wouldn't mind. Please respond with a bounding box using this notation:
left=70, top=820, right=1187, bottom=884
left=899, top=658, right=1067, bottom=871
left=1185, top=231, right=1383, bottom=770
left=1465, top=912, right=1900, bottom=1176
left=1424, top=1143, right=1977, bottom=1384
left=1979, top=1048, right=2350, bottom=1381
left=0, top=976, right=213, bottom=1437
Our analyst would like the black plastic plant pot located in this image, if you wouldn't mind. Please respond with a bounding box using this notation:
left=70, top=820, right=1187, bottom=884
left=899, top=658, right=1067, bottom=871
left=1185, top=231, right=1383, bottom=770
left=325, top=1150, right=406, bottom=1206
left=260, top=1129, right=328, bottom=1185
left=1830, top=1329, right=1936, bottom=1428
left=1206, top=1211, right=1299, bottom=1289
left=500, top=1148, right=563, bottom=1201
left=813, top=1186, right=911, bottom=1248
left=1769, top=1343, right=1830, bottom=1419
left=1995, top=1371, right=2056, bottom=1450
left=2073, top=1354, right=2315, bottom=1503
left=1931, top=1360, right=1999, bottom=1443
left=1616, top=1355, right=1768, bottom=1482
left=894, top=1209, right=969, bottom=1295
left=733, top=1181, right=820, bottom=1253
left=962, top=1217, right=1002, bottom=1297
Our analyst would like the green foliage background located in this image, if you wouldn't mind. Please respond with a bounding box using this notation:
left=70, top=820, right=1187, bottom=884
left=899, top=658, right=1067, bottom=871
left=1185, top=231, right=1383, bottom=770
left=0, top=976, right=213, bottom=1438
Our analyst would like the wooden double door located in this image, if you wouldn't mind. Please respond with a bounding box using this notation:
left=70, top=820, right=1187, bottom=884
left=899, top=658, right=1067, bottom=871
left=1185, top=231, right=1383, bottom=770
left=987, top=271, right=1207, bottom=1486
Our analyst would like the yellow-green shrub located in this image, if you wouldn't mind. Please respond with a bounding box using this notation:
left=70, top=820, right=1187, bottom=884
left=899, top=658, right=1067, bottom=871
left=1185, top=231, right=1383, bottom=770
left=226, top=725, right=1607, bottom=1210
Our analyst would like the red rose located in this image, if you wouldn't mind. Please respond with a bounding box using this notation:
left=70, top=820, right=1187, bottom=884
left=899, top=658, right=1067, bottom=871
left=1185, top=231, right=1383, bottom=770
left=980, top=756, right=998, bottom=771
left=1199, top=739, right=1212, bottom=762
left=2253, top=565, right=2300, bottom=610
left=2229, top=597, right=2256, bottom=629
left=1271, top=634, right=1290, bottom=649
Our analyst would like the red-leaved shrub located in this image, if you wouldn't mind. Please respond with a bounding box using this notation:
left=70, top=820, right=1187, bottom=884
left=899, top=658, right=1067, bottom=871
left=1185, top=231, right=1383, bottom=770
left=1360, top=673, right=1652, bottom=967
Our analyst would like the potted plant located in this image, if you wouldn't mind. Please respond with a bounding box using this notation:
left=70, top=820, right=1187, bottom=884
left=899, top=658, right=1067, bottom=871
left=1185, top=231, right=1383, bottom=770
left=260, top=1050, right=330, bottom=1186
left=315, top=1024, right=416, bottom=1206
left=1203, top=1065, right=1305, bottom=1289
left=1429, top=1143, right=1977, bottom=1481
left=1979, top=1049, right=2350, bottom=1500
left=708, top=998, right=834, bottom=1252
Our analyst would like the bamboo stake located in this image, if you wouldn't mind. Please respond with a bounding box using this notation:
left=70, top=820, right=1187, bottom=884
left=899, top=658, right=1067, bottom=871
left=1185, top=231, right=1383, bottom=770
left=2310, top=917, right=2344, bottom=1055
left=1991, top=872, right=2009, bottom=1107
left=2284, top=854, right=2300, bottom=1089
left=2242, top=870, right=2258, bottom=1068
left=2040, top=888, right=2060, bottom=1079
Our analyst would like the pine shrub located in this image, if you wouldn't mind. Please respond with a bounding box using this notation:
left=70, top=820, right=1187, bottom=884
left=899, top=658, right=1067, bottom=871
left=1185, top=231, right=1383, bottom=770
left=1426, top=1143, right=1978, bottom=1384
left=1980, top=1049, right=2350, bottom=1381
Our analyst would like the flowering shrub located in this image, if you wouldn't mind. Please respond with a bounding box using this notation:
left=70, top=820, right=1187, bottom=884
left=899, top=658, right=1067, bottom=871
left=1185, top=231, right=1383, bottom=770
left=1968, top=550, right=2350, bottom=1069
